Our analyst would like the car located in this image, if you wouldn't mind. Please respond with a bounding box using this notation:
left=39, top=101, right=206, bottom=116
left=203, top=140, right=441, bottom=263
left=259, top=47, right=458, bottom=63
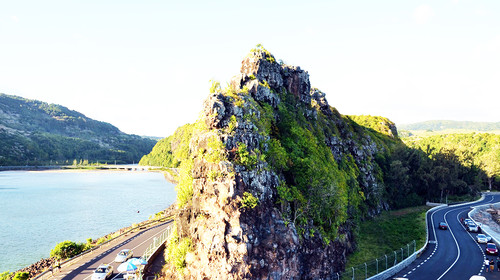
left=114, top=249, right=133, bottom=263
left=468, top=222, right=479, bottom=232
left=469, top=276, right=487, bottom=280
left=438, top=222, right=448, bottom=230
left=91, top=264, right=113, bottom=280
left=486, top=243, right=498, bottom=255
left=464, top=218, right=472, bottom=225
left=477, top=234, right=489, bottom=244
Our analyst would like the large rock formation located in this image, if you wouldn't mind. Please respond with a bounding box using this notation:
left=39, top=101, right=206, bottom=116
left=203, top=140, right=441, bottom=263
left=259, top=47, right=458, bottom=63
left=157, top=46, right=398, bottom=279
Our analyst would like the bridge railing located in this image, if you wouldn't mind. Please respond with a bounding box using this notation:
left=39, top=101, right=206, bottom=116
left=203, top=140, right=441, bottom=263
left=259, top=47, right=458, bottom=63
left=142, top=225, right=173, bottom=261
left=139, top=225, right=173, bottom=280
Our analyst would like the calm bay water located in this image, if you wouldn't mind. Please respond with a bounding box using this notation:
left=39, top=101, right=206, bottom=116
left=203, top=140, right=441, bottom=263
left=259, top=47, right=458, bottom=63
left=0, top=170, right=176, bottom=273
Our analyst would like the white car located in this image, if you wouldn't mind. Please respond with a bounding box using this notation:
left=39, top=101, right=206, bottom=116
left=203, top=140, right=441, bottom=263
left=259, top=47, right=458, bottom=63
left=477, top=234, right=489, bottom=244
left=469, top=276, right=486, bottom=280
left=468, top=223, right=479, bottom=232
left=114, top=249, right=133, bottom=263
left=91, top=264, right=113, bottom=280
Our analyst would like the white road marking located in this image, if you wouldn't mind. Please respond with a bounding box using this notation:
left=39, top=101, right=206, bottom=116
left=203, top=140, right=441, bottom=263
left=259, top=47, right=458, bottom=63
left=83, top=226, right=169, bottom=280
left=436, top=209, right=461, bottom=280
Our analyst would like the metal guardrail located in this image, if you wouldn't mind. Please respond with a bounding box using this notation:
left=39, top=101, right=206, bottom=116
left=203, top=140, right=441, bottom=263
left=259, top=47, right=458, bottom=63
left=142, top=225, right=173, bottom=262
left=328, top=240, right=417, bottom=280
left=330, top=203, right=447, bottom=280
left=138, top=225, right=173, bottom=280
left=32, top=217, right=171, bottom=280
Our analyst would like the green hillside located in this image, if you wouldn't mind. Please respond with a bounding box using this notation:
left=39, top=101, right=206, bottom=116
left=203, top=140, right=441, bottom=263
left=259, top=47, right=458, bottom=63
left=0, top=93, right=157, bottom=165
left=399, top=120, right=500, bottom=133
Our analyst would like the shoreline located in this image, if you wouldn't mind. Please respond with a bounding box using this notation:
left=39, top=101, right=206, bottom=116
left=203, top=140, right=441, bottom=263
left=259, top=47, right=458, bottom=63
left=0, top=167, right=178, bottom=276
left=0, top=165, right=158, bottom=172
left=9, top=203, right=177, bottom=279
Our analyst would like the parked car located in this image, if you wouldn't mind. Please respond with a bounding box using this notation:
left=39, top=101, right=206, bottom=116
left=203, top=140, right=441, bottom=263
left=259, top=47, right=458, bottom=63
left=477, top=234, right=489, bottom=244
left=468, top=222, right=479, bottom=232
left=114, top=249, right=133, bottom=263
left=486, top=243, right=498, bottom=255
left=439, top=222, right=448, bottom=230
left=91, top=264, right=113, bottom=280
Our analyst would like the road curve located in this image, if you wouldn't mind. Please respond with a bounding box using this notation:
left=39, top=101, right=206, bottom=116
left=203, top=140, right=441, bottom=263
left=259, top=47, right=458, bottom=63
left=392, top=193, right=500, bottom=280
left=48, top=220, right=172, bottom=280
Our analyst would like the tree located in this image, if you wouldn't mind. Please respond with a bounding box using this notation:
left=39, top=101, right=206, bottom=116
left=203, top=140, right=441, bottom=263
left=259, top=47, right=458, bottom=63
left=50, top=240, right=85, bottom=260
left=12, top=272, right=29, bottom=280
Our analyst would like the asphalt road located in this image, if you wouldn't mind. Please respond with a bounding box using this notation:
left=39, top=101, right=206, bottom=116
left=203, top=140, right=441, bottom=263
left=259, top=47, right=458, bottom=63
left=50, top=220, right=172, bottom=280
left=392, top=194, right=500, bottom=280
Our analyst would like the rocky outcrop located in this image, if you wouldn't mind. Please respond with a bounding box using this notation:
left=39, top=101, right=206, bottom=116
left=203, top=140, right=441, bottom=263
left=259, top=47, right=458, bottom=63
left=159, top=46, right=396, bottom=279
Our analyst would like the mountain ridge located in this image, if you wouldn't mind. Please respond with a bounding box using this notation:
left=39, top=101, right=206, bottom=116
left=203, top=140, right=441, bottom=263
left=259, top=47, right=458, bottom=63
left=0, top=93, right=156, bottom=165
left=399, top=120, right=500, bottom=132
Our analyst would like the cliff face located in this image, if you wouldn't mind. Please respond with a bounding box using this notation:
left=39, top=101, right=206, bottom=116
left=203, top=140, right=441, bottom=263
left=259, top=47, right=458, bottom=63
left=157, top=46, right=398, bottom=279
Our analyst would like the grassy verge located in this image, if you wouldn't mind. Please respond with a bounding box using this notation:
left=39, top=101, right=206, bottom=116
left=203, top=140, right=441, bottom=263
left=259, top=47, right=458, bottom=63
left=345, top=205, right=431, bottom=269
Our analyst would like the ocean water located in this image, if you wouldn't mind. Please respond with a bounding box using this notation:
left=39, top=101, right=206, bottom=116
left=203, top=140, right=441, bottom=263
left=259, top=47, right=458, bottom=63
left=0, top=170, right=176, bottom=273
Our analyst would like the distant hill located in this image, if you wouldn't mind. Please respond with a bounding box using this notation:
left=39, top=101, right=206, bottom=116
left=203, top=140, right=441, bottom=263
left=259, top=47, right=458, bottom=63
left=0, top=93, right=157, bottom=166
left=399, top=120, right=500, bottom=132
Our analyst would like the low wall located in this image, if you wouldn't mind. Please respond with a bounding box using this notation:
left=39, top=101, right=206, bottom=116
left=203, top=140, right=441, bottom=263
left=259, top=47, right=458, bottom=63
left=469, top=202, right=500, bottom=249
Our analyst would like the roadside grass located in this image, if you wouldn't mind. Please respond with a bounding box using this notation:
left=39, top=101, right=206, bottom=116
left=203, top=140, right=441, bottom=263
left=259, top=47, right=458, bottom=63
left=345, top=205, right=431, bottom=269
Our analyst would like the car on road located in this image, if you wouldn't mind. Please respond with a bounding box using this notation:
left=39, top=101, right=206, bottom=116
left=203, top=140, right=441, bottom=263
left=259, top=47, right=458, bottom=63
left=114, top=249, right=133, bottom=263
left=468, top=222, right=479, bottom=232
left=477, top=234, right=489, bottom=244
left=464, top=218, right=472, bottom=225
left=486, top=243, right=498, bottom=255
left=91, top=264, right=113, bottom=280
left=438, top=222, right=448, bottom=230
left=469, top=276, right=487, bottom=280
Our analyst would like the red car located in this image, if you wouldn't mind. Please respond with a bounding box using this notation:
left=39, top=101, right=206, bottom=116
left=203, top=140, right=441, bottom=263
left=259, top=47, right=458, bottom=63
left=439, top=222, right=448, bottom=230
left=486, top=243, right=498, bottom=255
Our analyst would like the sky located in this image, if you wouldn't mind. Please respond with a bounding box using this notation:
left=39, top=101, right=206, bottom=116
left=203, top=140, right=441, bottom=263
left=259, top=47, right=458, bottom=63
left=1, top=0, right=499, bottom=137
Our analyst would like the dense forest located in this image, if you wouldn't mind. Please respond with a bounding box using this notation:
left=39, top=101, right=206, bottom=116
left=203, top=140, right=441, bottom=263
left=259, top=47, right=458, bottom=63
left=0, top=93, right=157, bottom=165
left=403, top=133, right=500, bottom=191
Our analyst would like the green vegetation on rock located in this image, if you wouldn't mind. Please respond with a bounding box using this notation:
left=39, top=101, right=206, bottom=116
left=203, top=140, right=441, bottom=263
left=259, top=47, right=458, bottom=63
left=140, top=46, right=496, bottom=278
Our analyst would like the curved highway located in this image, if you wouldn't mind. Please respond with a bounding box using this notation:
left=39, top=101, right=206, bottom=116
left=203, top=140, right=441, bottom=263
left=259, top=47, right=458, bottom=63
left=49, top=220, right=171, bottom=280
left=393, top=193, right=500, bottom=280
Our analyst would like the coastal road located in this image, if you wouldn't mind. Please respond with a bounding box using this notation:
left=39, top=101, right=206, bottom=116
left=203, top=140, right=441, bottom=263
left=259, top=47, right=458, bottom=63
left=50, top=220, right=172, bottom=280
left=392, top=193, right=500, bottom=280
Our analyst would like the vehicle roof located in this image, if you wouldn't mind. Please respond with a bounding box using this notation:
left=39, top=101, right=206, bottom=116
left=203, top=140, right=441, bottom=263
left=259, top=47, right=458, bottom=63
left=440, top=222, right=447, bottom=224
left=487, top=243, right=497, bottom=247
left=478, top=234, right=486, bottom=237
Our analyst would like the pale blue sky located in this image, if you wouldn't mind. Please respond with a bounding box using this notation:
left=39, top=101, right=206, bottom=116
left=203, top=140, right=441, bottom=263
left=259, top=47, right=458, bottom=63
left=1, top=1, right=499, bottom=137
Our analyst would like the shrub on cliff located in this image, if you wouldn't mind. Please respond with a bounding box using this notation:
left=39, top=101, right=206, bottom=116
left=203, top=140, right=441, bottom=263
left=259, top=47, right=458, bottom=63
left=0, top=271, right=11, bottom=280
left=50, top=240, right=86, bottom=260
left=12, top=272, right=28, bottom=280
